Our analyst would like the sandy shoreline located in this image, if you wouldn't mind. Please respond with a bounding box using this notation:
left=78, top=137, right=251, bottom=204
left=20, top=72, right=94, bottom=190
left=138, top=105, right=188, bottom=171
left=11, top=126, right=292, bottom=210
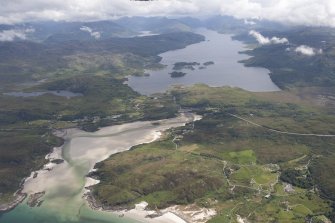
left=0, top=112, right=212, bottom=223
left=80, top=112, right=215, bottom=223
left=0, top=192, right=26, bottom=214
left=81, top=113, right=216, bottom=223
left=85, top=191, right=216, bottom=223
left=0, top=146, right=63, bottom=213
left=82, top=127, right=190, bottom=223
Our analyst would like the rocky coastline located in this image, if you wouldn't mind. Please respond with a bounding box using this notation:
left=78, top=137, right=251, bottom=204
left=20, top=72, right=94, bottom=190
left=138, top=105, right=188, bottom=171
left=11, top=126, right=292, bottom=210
left=0, top=191, right=27, bottom=214
left=0, top=135, right=66, bottom=214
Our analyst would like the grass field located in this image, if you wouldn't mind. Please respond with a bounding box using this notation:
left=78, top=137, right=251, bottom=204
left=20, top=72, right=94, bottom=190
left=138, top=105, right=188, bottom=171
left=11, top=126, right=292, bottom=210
left=91, top=85, right=335, bottom=222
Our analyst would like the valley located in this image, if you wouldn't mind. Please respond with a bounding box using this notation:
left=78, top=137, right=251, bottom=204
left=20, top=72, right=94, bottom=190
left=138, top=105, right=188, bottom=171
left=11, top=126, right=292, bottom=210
left=0, top=15, right=334, bottom=223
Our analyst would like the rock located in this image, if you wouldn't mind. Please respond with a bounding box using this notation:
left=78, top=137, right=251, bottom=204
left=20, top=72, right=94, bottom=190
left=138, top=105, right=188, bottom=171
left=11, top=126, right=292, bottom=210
left=27, top=192, right=45, bottom=208
left=0, top=193, right=27, bottom=213
left=50, top=159, right=64, bottom=164
left=170, top=71, right=186, bottom=78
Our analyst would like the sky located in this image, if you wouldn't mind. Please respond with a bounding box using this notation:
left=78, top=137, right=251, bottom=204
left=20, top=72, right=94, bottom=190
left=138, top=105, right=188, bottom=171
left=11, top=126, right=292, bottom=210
left=0, top=0, right=335, bottom=27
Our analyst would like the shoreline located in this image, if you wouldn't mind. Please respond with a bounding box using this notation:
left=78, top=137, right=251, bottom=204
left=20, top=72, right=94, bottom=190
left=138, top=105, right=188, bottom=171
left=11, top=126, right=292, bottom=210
left=0, top=142, right=65, bottom=213
left=85, top=190, right=216, bottom=223
left=81, top=121, right=190, bottom=223
left=84, top=193, right=190, bottom=223
left=0, top=191, right=27, bottom=214
left=81, top=112, right=216, bottom=223
left=0, top=112, right=207, bottom=223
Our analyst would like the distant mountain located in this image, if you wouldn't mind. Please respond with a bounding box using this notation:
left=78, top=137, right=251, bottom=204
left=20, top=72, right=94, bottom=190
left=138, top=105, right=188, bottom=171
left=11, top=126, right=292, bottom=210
left=114, top=16, right=196, bottom=33
left=0, top=17, right=205, bottom=43
left=0, top=16, right=291, bottom=44
left=204, top=15, right=289, bottom=34
left=0, top=20, right=135, bottom=42
left=0, top=32, right=204, bottom=83
left=175, top=17, right=204, bottom=28
left=43, top=21, right=136, bottom=42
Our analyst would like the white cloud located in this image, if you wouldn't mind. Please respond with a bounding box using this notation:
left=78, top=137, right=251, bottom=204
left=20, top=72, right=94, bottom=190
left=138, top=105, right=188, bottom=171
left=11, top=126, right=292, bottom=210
left=244, top=19, right=256, bottom=25
left=271, top=36, right=289, bottom=44
left=249, top=30, right=271, bottom=44
left=0, top=28, right=35, bottom=41
left=220, top=0, right=335, bottom=27
left=249, top=30, right=289, bottom=45
left=0, top=0, right=335, bottom=27
left=80, top=26, right=101, bottom=39
left=295, top=45, right=322, bottom=56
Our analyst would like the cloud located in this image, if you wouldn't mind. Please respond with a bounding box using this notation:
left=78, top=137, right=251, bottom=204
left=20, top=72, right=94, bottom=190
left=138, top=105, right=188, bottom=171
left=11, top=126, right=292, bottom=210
left=0, top=0, right=335, bottom=27
left=0, top=28, right=35, bottom=41
left=80, top=26, right=101, bottom=39
left=249, top=30, right=289, bottom=45
left=220, top=0, right=335, bottom=27
left=295, top=45, right=322, bottom=56
left=244, top=19, right=256, bottom=25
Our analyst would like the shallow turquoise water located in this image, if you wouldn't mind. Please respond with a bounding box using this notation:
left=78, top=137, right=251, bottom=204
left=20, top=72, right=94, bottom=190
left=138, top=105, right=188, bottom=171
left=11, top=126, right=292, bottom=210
left=0, top=115, right=195, bottom=223
left=0, top=203, right=138, bottom=223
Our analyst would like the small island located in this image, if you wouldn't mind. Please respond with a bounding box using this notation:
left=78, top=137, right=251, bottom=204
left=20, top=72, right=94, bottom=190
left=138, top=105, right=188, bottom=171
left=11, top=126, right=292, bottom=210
left=203, top=61, right=215, bottom=66
left=50, top=159, right=65, bottom=164
left=170, top=71, right=187, bottom=78
left=173, top=62, right=200, bottom=70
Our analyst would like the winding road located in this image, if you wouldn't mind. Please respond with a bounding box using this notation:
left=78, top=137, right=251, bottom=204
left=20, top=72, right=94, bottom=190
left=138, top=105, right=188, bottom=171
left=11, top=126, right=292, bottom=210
left=228, top=113, right=335, bottom=137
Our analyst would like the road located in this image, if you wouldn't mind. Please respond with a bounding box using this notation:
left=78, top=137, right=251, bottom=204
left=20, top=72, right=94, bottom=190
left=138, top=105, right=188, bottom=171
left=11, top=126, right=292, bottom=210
left=228, top=113, right=335, bottom=137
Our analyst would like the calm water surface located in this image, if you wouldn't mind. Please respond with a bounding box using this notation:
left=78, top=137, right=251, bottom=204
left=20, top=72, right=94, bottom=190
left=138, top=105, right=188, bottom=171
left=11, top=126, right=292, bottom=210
left=0, top=29, right=280, bottom=223
left=127, top=29, right=280, bottom=95
left=0, top=114, right=197, bottom=223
